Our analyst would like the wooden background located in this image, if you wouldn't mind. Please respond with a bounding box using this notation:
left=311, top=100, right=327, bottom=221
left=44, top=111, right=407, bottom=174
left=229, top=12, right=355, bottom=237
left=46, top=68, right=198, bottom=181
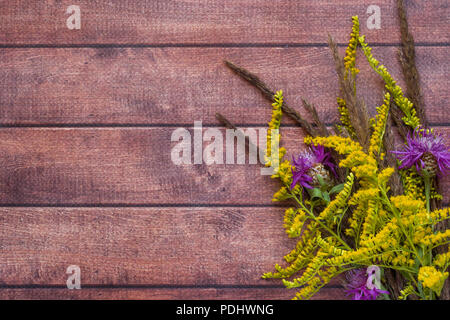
left=0, top=0, right=448, bottom=300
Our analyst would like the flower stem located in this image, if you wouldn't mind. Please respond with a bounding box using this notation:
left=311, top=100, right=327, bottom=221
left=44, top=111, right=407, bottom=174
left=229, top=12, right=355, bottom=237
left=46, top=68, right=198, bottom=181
left=423, top=175, right=435, bottom=300
left=290, top=189, right=352, bottom=251
left=380, top=188, right=426, bottom=266
left=424, top=175, right=431, bottom=214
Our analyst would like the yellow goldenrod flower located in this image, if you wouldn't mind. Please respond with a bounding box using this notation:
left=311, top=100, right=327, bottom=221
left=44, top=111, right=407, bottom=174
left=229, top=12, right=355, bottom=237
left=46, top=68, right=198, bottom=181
left=390, top=195, right=424, bottom=213
left=305, top=136, right=362, bottom=156
left=368, top=92, right=390, bottom=157
left=420, top=229, right=450, bottom=247
left=399, top=168, right=425, bottom=201
left=359, top=36, right=421, bottom=129
left=283, top=208, right=307, bottom=238
left=337, top=98, right=357, bottom=138
left=418, top=266, right=449, bottom=296
left=398, top=284, right=416, bottom=300
left=266, top=90, right=285, bottom=170
left=318, top=173, right=354, bottom=224
left=433, top=251, right=450, bottom=269
left=344, top=16, right=360, bottom=76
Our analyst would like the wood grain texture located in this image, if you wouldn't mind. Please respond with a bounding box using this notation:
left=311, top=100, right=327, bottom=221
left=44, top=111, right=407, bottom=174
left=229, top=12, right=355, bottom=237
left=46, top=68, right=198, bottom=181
left=0, top=127, right=273, bottom=205
left=0, top=0, right=448, bottom=301
left=0, top=47, right=448, bottom=126
left=0, top=287, right=346, bottom=300
left=0, top=0, right=448, bottom=45
left=0, top=127, right=449, bottom=205
left=0, top=207, right=342, bottom=288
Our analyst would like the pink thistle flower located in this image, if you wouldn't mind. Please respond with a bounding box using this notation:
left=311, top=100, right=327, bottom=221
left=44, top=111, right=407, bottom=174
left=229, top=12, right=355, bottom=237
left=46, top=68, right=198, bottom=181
left=290, top=145, right=336, bottom=189
left=393, top=128, right=450, bottom=177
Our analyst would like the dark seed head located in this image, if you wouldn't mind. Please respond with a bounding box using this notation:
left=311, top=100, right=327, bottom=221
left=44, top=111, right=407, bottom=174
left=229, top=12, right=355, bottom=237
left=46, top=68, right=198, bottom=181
left=421, top=152, right=438, bottom=177
left=307, top=163, right=333, bottom=187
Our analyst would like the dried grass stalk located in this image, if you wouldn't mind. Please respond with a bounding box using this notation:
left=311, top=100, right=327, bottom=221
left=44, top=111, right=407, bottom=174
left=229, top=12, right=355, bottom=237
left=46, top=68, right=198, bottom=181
left=215, top=112, right=263, bottom=161
left=224, top=60, right=318, bottom=137
left=397, top=0, right=427, bottom=126
left=328, top=35, right=370, bottom=149
left=397, top=1, right=448, bottom=299
left=301, top=99, right=329, bottom=137
left=223, top=61, right=348, bottom=183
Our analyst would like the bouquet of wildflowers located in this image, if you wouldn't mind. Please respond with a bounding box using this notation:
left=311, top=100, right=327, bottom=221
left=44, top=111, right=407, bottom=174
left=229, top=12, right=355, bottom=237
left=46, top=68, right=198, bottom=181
left=219, top=3, right=449, bottom=300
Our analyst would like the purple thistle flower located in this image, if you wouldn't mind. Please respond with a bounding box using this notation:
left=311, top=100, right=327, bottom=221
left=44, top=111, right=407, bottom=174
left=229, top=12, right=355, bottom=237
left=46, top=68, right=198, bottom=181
left=393, top=128, right=450, bottom=176
left=345, top=268, right=389, bottom=300
left=290, top=145, right=336, bottom=190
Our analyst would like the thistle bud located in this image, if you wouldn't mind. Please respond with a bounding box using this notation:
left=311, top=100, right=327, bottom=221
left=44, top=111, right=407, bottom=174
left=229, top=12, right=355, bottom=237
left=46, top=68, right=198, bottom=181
left=307, top=163, right=333, bottom=187
left=421, top=152, right=438, bottom=177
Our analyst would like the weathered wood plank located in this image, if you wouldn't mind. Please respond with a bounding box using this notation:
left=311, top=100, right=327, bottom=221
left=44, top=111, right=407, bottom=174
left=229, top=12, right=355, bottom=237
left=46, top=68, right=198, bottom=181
left=0, top=127, right=448, bottom=205
left=0, top=287, right=346, bottom=300
left=0, top=47, right=448, bottom=126
left=0, top=127, right=274, bottom=205
left=0, top=0, right=448, bottom=45
left=0, top=207, right=322, bottom=287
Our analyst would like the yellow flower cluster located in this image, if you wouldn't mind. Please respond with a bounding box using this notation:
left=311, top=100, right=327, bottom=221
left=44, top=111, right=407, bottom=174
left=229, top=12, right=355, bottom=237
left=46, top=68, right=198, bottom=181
left=318, top=173, right=354, bottom=225
left=331, top=221, right=399, bottom=266
left=337, top=98, right=356, bottom=138
left=283, top=249, right=329, bottom=289
left=265, top=90, right=286, bottom=169
left=265, top=91, right=296, bottom=203
left=336, top=16, right=360, bottom=139
left=271, top=160, right=298, bottom=203
left=283, top=208, right=307, bottom=238
left=305, top=135, right=362, bottom=155
left=272, top=160, right=293, bottom=187
left=292, top=276, right=323, bottom=300
left=316, top=235, right=346, bottom=256
left=344, top=16, right=360, bottom=76
left=349, top=188, right=379, bottom=205
left=420, top=229, right=450, bottom=247
left=345, top=201, right=367, bottom=238
left=359, top=36, right=421, bottom=129
left=433, top=251, right=450, bottom=269
left=413, top=225, right=433, bottom=244
left=398, top=284, right=416, bottom=300
left=400, top=168, right=426, bottom=201
left=391, top=252, right=414, bottom=267
left=292, top=266, right=340, bottom=300
left=300, top=121, right=449, bottom=298
left=368, top=92, right=390, bottom=157
left=418, top=266, right=449, bottom=296
left=378, top=167, right=395, bottom=186
left=429, top=207, right=450, bottom=224
left=283, top=223, right=317, bottom=263
left=351, top=161, right=378, bottom=184
left=360, top=200, right=378, bottom=240
left=267, top=90, right=283, bottom=138
left=390, top=195, right=424, bottom=213
left=308, top=134, right=390, bottom=248
left=339, top=150, right=370, bottom=168
left=272, top=186, right=289, bottom=202
left=263, top=227, right=318, bottom=279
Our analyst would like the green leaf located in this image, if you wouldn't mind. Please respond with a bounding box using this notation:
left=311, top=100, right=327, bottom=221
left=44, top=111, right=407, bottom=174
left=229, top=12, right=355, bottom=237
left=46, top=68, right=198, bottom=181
left=308, top=188, right=323, bottom=200
left=322, top=191, right=330, bottom=203
left=317, top=175, right=326, bottom=187
left=329, top=183, right=345, bottom=195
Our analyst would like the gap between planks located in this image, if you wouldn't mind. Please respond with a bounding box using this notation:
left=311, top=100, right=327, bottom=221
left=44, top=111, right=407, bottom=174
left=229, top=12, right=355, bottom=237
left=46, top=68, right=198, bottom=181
left=0, top=42, right=449, bottom=49
left=1, top=123, right=450, bottom=128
